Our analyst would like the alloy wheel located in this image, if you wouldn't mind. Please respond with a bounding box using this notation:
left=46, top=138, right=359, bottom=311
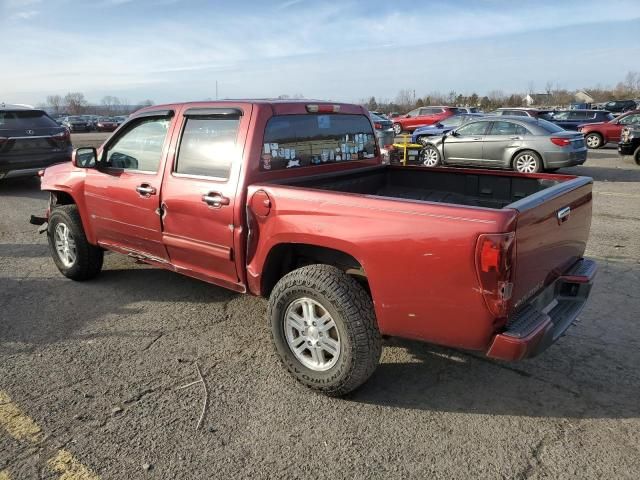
left=515, top=154, right=538, bottom=173
left=54, top=223, right=77, bottom=267
left=284, top=297, right=341, bottom=371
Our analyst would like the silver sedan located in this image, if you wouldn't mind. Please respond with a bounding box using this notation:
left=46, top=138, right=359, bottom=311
left=420, top=116, right=587, bottom=173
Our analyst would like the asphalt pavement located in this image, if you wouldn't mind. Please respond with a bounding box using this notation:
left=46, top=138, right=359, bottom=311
left=0, top=135, right=639, bottom=479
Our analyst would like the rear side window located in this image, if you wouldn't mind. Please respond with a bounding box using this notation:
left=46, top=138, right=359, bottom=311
left=488, top=121, right=529, bottom=135
left=0, top=110, right=59, bottom=129
left=261, top=114, right=376, bottom=171
left=536, top=118, right=565, bottom=133
left=175, top=117, right=240, bottom=178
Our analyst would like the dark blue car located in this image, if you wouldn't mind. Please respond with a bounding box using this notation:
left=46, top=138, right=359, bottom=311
left=411, top=113, right=484, bottom=143
left=547, top=110, right=614, bottom=131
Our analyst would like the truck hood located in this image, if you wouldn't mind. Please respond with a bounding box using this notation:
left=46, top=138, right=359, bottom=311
left=578, top=121, right=607, bottom=129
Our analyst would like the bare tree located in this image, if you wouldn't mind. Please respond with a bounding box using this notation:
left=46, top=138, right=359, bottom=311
left=101, top=95, right=120, bottom=114
left=64, top=92, right=88, bottom=115
left=46, top=95, right=63, bottom=114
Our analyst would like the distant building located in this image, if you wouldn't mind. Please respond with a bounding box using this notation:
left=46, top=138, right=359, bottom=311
left=574, top=90, right=595, bottom=104
left=523, top=93, right=553, bottom=106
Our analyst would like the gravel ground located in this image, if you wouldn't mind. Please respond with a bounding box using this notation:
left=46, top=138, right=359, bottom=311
left=0, top=137, right=639, bottom=479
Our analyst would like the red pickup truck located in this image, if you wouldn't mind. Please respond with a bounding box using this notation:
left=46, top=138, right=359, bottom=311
left=35, top=100, right=596, bottom=396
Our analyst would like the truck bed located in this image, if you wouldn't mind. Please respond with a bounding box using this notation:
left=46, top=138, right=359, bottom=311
left=284, top=166, right=563, bottom=209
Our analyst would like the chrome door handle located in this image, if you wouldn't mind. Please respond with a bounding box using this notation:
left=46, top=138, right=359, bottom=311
left=510, top=136, right=523, bottom=140
left=472, top=137, right=483, bottom=140
left=202, top=192, right=230, bottom=208
left=136, top=184, right=156, bottom=196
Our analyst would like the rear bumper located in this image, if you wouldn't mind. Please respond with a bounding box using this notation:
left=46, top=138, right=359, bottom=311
left=486, top=258, right=596, bottom=361
left=544, top=149, right=588, bottom=168
left=0, top=149, right=72, bottom=178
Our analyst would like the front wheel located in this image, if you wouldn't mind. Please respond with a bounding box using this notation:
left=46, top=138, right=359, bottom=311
left=268, top=265, right=382, bottom=396
left=48, top=205, right=103, bottom=280
left=634, top=146, right=640, bottom=166
left=392, top=123, right=402, bottom=135
left=513, top=150, right=542, bottom=174
left=421, top=145, right=442, bottom=167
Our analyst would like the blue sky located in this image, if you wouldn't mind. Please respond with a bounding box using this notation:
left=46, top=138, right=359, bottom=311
left=1, top=0, right=640, bottom=105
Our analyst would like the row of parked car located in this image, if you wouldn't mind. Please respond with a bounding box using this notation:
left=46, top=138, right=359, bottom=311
left=373, top=105, right=640, bottom=173
left=54, top=114, right=128, bottom=132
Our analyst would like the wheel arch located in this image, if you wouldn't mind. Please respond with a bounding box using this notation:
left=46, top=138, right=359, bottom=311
left=45, top=189, right=97, bottom=244
left=260, top=243, right=368, bottom=298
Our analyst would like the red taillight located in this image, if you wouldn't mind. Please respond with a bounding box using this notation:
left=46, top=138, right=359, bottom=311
left=0, top=136, right=7, bottom=145
left=374, top=122, right=382, bottom=129
left=550, top=137, right=571, bottom=147
left=306, top=104, right=341, bottom=113
left=475, top=232, right=515, bottom=318
left=52, top=129, right=70, bottom=142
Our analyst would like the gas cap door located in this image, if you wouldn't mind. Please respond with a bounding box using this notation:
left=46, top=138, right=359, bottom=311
left=249, top=190, right=272, bottom=217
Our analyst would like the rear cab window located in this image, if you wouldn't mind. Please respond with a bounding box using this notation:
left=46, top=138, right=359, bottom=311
left=261, top=114, right=376, bottom=171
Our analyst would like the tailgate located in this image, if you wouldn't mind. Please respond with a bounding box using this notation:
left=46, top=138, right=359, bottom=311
left=508, top=177, right=593, bottom=312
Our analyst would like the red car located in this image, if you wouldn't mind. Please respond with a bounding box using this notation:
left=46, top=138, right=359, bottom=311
left=578, top=109, right=640, bottom=149
left=95, top=117, right=118, bottom=132
left=34, top=100, right=595, bottom=396
left=392, top=106, right=458, bottom=134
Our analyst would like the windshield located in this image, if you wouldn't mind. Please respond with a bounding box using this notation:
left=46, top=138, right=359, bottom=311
left=441, top=116, right=464, bottom=127
left=262, top=114, right=376, bottom=171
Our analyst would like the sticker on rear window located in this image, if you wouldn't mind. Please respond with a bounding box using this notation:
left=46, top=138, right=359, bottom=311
left=317, top=115, right=331, bottom=129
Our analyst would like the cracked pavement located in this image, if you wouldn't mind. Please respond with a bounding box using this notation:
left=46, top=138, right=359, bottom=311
left=0, top=137, right=639, bottom=479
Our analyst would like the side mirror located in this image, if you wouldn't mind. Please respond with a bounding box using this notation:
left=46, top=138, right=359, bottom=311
left=448, top=130, right=459, bottom=137
left=72, top=147, right=97, bottom=168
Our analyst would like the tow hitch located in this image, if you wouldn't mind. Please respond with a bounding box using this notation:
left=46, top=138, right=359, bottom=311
left=30, top=214, right=48, bottom=234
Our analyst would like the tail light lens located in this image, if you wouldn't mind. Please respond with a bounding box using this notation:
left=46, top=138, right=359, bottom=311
left=475, top=232, right=515, bottom=318
left=550, top=137, right=571, bottom=147
left=0, top=136, right=7, bottom=145
left=374, top=122, right=382, bottom=129
left=52, top=129, right=71, bottom=143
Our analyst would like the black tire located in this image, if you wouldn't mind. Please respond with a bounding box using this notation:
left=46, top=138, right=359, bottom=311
left=392, top=123, right=402, bottom=135
left=585, top=132, right=603, bottom=149
left=634, top=146, right=640, bottom=166
left=421, top=145, right=442, bottom=167
left=47, top=205, right=103, bottom=281
left=512, top=150, right=542, bottom=174
left=268, top=264, right=382, bottom=396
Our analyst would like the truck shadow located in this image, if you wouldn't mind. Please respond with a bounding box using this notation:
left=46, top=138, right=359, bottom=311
left=0, top=266, right=237, bottom=350
left=350, top=336, right=639, bottom=419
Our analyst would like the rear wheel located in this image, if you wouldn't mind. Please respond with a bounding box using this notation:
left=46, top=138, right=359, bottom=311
left=268, top=265, right=382, bottom=396
left=393, top=123, right=402, bottom=135
left=634, top=146, right=640, bottom=166
left=48, top=205, right=103, bottom=280
left=585, top=133, right=603, bottom=149
left=421, top=145, right=441, bottom=167
left=513, top=150, right=542, bottom=174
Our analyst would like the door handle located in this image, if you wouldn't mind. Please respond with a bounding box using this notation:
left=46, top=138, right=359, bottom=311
left=509, top=136, right=523, bottom=140
left=472, top=137, right=483, bottom=140
left=136, top=184, right=156, bottom=196
left=202, top=192, right=230, bottom=208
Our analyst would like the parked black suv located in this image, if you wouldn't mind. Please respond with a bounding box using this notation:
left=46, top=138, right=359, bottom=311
left=618, top=125, right=640, bottom=165
left=547, top=110, right=615, bottom=130
left=0, top=105, right=72, bottom=180
left=603, top=100, right=638, bottom=114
